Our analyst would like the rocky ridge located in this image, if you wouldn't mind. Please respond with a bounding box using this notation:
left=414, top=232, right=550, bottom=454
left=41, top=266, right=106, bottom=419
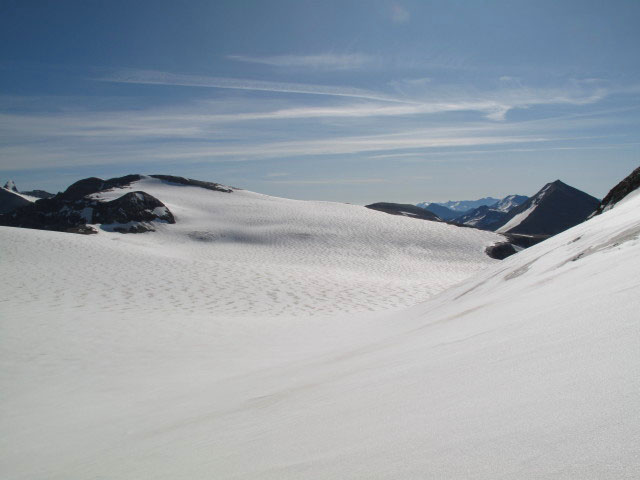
left=0, top=174, right=233, bottom=234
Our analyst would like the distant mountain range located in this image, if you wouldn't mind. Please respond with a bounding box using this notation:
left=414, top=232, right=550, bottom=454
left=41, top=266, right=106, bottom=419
left=415, top=182, right=599, bottom=240
left=417, top=197, right=501, bottom=213
left=414, top=181, right=600, bottom=257
left=417, top=195, right=528, bottom=222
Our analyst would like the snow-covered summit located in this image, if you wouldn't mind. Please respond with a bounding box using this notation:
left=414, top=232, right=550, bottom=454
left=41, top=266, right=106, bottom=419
left=434, top=196, right=500, bottom=212
left=3, top=179, right=17, bottom=192
left=493, top=193, right=528, bottom=212
left=418, top=194, right=527, bottom=224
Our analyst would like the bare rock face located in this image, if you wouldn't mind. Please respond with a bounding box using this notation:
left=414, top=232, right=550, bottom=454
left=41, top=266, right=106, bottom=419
left=149, top=174, right=233, bottom=193
left=0, top=187, right=32, bottom=214
left=0, top=178, right=174, bottom=234
left=60, top=175, right=144, bottom=200
left=485, top=242, right=518, bottom=260
left=591, top=165, right=640, bottom=216
left=22, top=189, right=54, bottom=199
left=92, top=191, right=175, bottom=233
left=0, top=173, right=236, bottom=235
left=365, top=202, right=441, bottom=221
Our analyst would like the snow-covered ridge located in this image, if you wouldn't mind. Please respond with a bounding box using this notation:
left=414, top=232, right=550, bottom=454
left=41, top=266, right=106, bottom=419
left=496, top=201, right=537, bottom=232
left=492, top=193, right=528, bottom=212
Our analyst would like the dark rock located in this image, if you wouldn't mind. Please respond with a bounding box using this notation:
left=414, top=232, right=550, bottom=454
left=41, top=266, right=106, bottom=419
left=150, top=175, right=233, bottom=193
left=0, top=187, right=32, bottom=214
left=94, top=191, right=175, bottom=232
left=591, top=165, right=640, bottom=216
left=22, top=189, right=54, bottom=199
left=497, top=180, right=599, bottom=236
left=61, top=174, right=143, bottom=200
left=0, top=188, right=174, bottom=235
left=365, top=202, right=441, bottom=221
left=485, top=242, right=518, bottom=260
left=504, top=233, right=550, bottom=249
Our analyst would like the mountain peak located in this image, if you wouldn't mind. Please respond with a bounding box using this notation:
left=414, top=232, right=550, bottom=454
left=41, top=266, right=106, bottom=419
left=497, top=180, right=599, bottom=236
left=3, top=180, right=18, bottom=192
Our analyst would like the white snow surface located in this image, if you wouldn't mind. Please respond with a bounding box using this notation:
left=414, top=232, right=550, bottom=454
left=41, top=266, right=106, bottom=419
left=496, top=201, right=536, bottom=232
left=1, top=178, right=639, bottom=479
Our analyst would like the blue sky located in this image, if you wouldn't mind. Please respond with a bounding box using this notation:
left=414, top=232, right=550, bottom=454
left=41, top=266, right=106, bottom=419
left=1, top=0, right=639, bottom=204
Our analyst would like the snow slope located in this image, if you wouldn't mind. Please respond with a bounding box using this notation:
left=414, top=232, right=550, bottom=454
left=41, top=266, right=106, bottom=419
left=1, top=178, right=639, bottom=479
left=1, top=175, right=500, bottom=318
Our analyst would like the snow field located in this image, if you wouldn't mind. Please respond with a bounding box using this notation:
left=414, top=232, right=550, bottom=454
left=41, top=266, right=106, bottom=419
left=1, top=178, right=638, bottom=479
left=5, top=175, right=500, bottom=318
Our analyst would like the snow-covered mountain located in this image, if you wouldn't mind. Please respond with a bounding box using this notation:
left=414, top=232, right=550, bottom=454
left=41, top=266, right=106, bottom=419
left=496, top=180, right=599, bottom=235
left=492, top=193, right=528, bottom=212
left=437, top=194, right=527, bottom=231
left=434, top=196, right=500, bottom=212
left=453, top=204, right=510, bottom=230
left=418, top=195, right=527, bottom=223
left=1, top=171, right=638, bottom=479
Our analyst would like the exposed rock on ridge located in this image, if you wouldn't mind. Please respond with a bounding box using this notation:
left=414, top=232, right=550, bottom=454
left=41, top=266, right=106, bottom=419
left=591, top=165, right=640, bottom=216
left=0, top=175, right=181, bottom=234
left=365, top=202, right=441, bottom=221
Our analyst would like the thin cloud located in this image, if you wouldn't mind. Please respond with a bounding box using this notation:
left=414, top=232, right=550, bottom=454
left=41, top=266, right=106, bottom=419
left=98, top=69, right=411, bottom=104
left=227, top=53, right=375, bottom=70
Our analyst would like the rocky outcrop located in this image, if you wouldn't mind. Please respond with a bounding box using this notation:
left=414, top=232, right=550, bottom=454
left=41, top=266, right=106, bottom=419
left=591, top=166, right=640, bottom=216
left=0, top=178, right=175, bottom=234
left=149, top=175, right=233, bottom=193
left=60, top=175, right=144, bottom=200
left=92, top=191, right=175, bottom=232
left=21, top=189, right=54, bottom=199
left=365, top=202, right=441, bottom=221
left=0, top=173, right=235, bottom=235
left=485, top=242, right=518, bottom=260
